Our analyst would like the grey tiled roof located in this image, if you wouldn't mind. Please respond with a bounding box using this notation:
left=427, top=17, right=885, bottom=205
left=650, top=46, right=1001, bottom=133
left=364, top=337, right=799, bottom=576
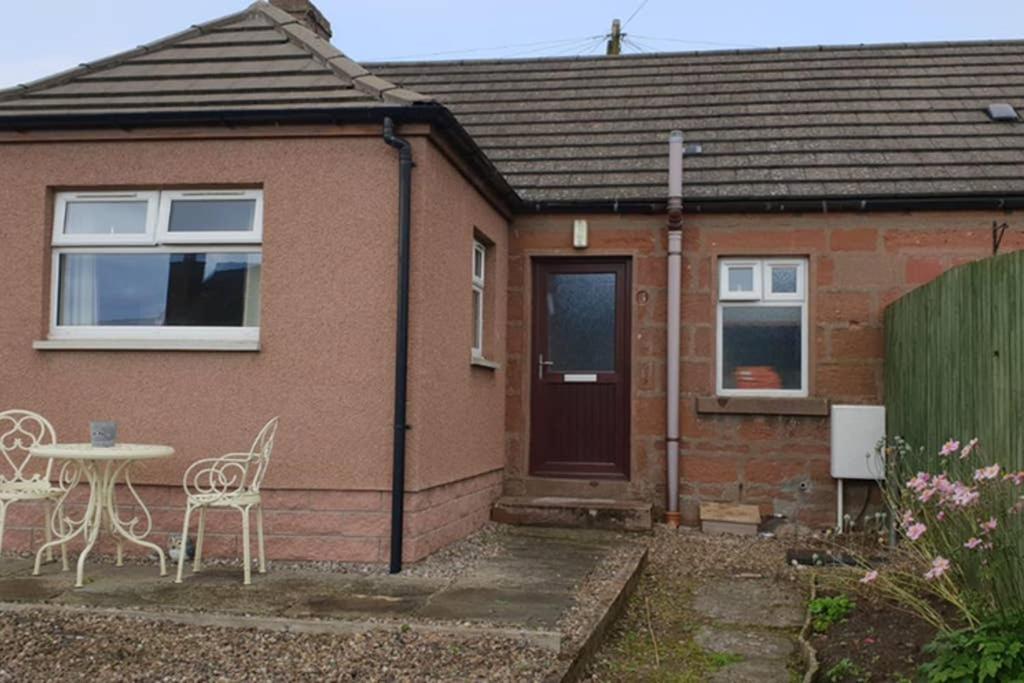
left=370, top=42, right=1024, bottom=205
left=0, top=2, right=430, bottom=120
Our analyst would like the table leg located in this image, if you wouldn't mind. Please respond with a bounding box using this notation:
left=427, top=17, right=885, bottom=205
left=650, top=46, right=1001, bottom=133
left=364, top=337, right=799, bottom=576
left=75, top=461, right=105, bottom=588
left=106, top=460, right=167, bottom=577
left=33, top=460, right=88, bottom=578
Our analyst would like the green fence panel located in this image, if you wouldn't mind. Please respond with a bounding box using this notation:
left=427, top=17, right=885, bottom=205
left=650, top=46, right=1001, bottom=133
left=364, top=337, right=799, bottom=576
left=884, top=249, right=1024, bottom=471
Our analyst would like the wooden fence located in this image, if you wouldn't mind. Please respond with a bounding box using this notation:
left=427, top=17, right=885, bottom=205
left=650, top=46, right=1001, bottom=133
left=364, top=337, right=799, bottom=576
left=885, top=249, right=1024, bottom=470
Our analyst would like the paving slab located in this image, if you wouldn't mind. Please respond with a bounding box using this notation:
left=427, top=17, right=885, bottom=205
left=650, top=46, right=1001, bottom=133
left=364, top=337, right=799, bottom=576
left=416, top=586, right=569, bottom=626
left=693, top=578, right=805, bottom=628
left=695, top=624, right=796, bottom=659
left=0, top=527, right=641, bottom=638
left=0, top=575, right=67, bottom=602
left=708, top=657, right=793, bottom=683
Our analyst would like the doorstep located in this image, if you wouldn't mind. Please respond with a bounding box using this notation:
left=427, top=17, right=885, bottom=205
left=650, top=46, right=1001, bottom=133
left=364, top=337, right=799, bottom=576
left=491, top=495, right=653, bottom=531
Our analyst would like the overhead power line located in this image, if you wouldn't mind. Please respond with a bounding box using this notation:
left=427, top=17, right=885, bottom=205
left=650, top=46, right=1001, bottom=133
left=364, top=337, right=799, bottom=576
left=369, top=35, right=603, bottom=61
left=623, top=0, right=651, bottom=27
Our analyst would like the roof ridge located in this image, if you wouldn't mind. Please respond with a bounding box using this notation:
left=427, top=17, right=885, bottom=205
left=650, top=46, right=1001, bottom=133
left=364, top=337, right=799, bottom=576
left=250, top=2, right=431, bottom=105
left=365, top=36, right=1024, bottom=69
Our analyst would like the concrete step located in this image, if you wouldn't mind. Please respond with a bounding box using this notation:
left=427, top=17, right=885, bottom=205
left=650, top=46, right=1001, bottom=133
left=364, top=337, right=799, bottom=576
left=491, top=495, right=652, bottom=532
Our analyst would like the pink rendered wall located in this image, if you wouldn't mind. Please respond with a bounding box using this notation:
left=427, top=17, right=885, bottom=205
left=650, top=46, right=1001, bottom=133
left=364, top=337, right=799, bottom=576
left=404, top=139, right=508, bottom=492
left=0, top=125, right=508, bottom=499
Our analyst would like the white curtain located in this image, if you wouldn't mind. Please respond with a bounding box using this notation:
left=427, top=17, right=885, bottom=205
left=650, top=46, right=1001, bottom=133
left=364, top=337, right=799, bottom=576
left=59, top=253, right=99, bottom=325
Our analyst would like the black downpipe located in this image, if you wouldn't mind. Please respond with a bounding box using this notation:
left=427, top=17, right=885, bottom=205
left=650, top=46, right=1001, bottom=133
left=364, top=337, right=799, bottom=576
left=383, top=117, right=412, bottom=574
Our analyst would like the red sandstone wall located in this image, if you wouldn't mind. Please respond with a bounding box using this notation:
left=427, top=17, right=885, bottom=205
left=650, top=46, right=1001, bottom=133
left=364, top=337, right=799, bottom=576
left=506, top=211, right=1024, bottom=525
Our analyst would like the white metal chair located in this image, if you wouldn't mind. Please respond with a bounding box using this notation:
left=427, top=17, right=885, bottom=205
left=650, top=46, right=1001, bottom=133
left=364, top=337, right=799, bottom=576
left=176, top=417, right=279, bottom=585
left=0, top=409, right=68, bottom=569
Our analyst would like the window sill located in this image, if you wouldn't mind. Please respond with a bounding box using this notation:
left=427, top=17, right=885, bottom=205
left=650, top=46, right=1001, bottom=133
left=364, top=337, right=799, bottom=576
left=470, top=356, right=501, bottom=370
left=33, top=339, right=261, bottom=352
left=696, top=396, right=829, bottom=417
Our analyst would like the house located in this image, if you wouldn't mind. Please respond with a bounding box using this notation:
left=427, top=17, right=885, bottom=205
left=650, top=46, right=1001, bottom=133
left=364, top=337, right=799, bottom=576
left=2, top=0, right=1023, bottom=566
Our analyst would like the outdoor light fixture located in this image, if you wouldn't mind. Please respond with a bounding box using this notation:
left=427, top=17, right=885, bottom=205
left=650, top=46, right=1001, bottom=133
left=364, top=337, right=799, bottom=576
left=573, top=219, right=588, bottom=248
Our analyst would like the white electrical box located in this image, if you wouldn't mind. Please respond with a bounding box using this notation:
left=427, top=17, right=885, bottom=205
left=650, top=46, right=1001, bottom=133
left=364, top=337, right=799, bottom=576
left=830, top=405, right=886, bottom=480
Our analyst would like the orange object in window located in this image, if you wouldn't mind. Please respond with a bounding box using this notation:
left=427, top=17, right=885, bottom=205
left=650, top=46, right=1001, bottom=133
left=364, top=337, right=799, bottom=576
left=733, top=365, right=783, bottom=390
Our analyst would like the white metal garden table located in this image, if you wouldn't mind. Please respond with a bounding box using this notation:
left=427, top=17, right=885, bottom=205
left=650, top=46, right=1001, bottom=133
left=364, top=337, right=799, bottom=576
left=29, top=443, right=174, bottom=587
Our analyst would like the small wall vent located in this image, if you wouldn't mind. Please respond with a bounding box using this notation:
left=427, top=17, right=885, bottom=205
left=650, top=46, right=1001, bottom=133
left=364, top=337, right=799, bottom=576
left=987, top=103, right=1019, bottom=122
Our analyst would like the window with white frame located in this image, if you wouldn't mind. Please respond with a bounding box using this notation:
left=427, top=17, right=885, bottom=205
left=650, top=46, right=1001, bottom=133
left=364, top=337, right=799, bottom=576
left=49, top=189, right=263, bottom=343
left=717, top=258, right=808, bottom=396
left=471, top=240, right=486, bottom=357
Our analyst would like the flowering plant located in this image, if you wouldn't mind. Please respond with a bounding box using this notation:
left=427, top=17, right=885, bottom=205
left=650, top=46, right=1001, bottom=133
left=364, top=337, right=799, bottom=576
left=852, top=437, right=1024, bottom=631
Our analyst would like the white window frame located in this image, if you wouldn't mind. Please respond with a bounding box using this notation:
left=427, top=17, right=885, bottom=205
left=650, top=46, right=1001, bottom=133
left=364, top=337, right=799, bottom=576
left=717, top=257, right=808, bottom=398
left=719, top=260, right=762, bottom=301
left=471, top=240, right=486, bottom=358
left=157, top=189, right=263, bottom=244
left=763, top=259, right=805, bottom=301
left=47, top=189, right=263, bottom=345
left=52, top=191, right=160, bottom=246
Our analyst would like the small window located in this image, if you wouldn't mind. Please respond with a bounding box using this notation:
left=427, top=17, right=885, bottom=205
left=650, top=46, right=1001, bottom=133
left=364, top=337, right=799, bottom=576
left=53, top=191, right=159, bottom=245
left=717, top=258, right=808, bottom=397
left=49, top=190, right=262, bottom=344
left=157, top=190, right=262, bottom=243
left=472, top=241, right=486, bottom=357
left=720, top=261, right=762, bottom=300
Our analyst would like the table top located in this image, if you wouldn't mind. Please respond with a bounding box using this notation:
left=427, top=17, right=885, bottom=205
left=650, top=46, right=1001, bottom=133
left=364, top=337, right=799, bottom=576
left=29, top=443, right=175, bottom=461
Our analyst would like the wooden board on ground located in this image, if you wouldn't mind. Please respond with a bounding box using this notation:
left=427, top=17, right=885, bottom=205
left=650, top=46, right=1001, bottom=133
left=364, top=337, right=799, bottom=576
left=700, top=502, right=761, bottom=536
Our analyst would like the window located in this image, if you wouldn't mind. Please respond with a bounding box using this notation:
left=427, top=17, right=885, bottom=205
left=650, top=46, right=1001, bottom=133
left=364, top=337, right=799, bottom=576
left=48, top=190, right=263, bottom=344
left=471, top=240, right=486, bottom=357
left=717, top=258, right=807, bottom=397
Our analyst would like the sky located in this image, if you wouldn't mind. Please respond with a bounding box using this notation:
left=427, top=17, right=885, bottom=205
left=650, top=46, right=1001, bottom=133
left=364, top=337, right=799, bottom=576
left=2, top=0, right=1024, bottom=88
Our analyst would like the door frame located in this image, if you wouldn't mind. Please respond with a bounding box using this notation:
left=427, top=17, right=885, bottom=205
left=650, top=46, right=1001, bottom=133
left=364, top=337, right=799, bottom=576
left=528, top=255, right=633, bottom=479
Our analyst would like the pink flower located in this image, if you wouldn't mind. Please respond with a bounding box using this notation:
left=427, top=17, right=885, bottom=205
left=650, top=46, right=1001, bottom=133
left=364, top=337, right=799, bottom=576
left=907, top=472, right=932, bottom=493
left=906, top=522, right=927, bottom=541
left=919, top=487, right=937, bottom=503
left=960, top=438, right=979, bottom=459
left=964, top=537, right=983, bottom=549
left=860, top=570, right=879, bottom=584
left=925, top=556, right=950, bottom=580
left=951, top=483, right=980, bottom=507
left=981, top=517, right=998, bottom=534
left=901, top=510, right=915, bottom=528
left=974, top=464, right=1001, bottom=481
left=939, top=439, right=960, bottom=457
left=936, top=511, right=946, bottom=521
left=1004, top=471, right=1024, bottom=486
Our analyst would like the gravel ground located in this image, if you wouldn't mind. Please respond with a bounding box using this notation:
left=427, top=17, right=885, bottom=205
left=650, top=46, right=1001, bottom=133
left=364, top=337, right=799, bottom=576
left=0, top=609, right=555, bottom=682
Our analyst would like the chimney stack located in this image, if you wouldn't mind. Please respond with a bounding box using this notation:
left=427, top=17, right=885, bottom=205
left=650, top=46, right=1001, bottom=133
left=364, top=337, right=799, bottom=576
left=269, top=0, right=332, bottom=40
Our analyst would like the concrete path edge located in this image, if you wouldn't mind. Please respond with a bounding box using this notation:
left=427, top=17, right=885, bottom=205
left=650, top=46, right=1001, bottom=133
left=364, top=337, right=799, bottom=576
left=797, top=574, right=820, bottom=683
left=0, top=600, right=564, bottom=652
left=546, top=546, right=649, bottom=683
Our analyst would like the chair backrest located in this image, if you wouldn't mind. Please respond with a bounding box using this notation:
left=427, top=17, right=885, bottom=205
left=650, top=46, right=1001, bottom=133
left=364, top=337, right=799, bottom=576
left=0, top=410, right=57, bottom=483
left=247, top=416, right=279, bottom=493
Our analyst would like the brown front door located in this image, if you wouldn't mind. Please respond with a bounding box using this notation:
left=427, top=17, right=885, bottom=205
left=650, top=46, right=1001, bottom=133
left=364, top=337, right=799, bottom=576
left=529, top=257, right=631, bottom=479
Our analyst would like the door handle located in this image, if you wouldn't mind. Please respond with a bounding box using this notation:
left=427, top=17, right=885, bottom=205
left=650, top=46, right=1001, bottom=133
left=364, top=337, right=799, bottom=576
left=538, top=354, right=554, bottom=380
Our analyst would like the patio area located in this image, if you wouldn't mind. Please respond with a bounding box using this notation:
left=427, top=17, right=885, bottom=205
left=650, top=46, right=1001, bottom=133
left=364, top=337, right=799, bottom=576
left=0, top=525, right=646, bottom=681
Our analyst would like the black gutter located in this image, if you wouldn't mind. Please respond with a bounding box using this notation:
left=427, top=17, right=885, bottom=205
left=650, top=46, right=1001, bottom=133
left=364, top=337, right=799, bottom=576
left=526, top=194, right=1024, bottom=215
left=382, top=117, right=413, bottom=574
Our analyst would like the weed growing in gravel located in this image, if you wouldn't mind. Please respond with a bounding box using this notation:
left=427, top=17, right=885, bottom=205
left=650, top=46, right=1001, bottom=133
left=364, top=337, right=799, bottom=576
left=809, top=594, right=855, bottom=633
left=824, top=657, right=868, bottom=682
left=707, top=651, right=743, bottom=669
